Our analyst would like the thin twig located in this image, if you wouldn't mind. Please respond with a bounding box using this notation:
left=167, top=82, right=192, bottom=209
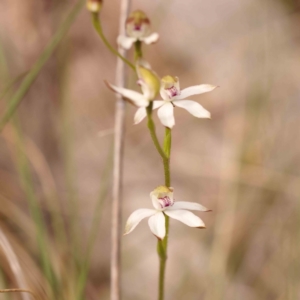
left=0, top=289, right=38, bottom=300
left=111, top=1, right=131, bottom=300
left=91, top=13, right=134, bottom=70
left=0, top=230, right=31, bottom=300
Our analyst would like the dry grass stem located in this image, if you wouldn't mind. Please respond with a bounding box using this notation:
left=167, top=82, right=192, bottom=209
left=0, top=229, right=31, bottom=300
left=0, top=289, right=38, bottom=300
left=111, top=0, right=131, bottom=300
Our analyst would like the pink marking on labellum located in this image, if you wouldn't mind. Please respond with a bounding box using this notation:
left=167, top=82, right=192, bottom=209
left=158, top=196, right=174, bottom=209
left=166, top=86, right=180, bottom=98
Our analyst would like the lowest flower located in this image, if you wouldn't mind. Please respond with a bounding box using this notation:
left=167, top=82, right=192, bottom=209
left=124, top=186, right=211, bottom=240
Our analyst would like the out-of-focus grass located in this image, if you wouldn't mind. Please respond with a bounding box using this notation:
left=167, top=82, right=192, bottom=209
left=0, top=0, right=84, bottom=133
left=0, top=0, right=113, bottom=299
left=1, top=36, right=56, bottom=298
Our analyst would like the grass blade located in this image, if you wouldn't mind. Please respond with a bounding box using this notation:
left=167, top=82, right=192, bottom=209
left=0, top=0, right=85, bottom=133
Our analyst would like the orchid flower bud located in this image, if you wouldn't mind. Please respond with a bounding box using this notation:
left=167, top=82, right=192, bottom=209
left=125, top=10, right=151, bottom=38
left=117, top=10, right=159, bottom=50
left=86, top=0, right=102, bottom=13
left=105, top=60, right=160, bottom=111
left=136, top=59, right=160, bottom=101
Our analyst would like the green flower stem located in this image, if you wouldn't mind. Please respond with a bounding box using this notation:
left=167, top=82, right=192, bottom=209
left=157, top=127, right=172, bottom=300
left=163, top=127, right=172, bottom=160
left=134, top=36, right=172, bottom=300
left=91, top=13, right=135, bottom=71
left=157, top=215, right=170, bottom=300
left=163, top=127, right=171, bottom=187
left=146, top=105, right=167, bottom=160
left=134, top=40, right=142, bottom=61
left=146, top=106, right=171, bottom=186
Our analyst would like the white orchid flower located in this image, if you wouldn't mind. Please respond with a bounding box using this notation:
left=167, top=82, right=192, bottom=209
left=117, top=10, right=159, bottom=50
left=105, top=60, right=160, bottom=107
left=134, top=75, right=218, bottom=128
left=124, top=186, right=210, bottom=240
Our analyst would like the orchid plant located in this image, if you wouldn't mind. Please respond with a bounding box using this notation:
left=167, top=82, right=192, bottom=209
left=87, top=2, right=217, bottom=300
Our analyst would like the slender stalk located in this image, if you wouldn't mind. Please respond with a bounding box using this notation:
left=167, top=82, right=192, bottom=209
left=146, top=103, right=172, bottom=300
left=91, top=13, right=135, bottom=71
left=146, top=105, right=167, bottom=160
left=134, top=41, right=142, bottom=61
left=157, top=215, right=170, bottom=300
left=146, top=108, right=171, bottom=185
left=0, top=0, right=84, bottom=133
left=163, top=128, right=172, bottom=160
left=156, top=128, right=172, bottom=300
left=111, top=1, right=131, bottom=299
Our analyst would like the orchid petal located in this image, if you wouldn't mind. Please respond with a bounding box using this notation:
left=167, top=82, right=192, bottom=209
left=157, top=102, right=175, bottom=128
left=148, top=212, right=166, bottom=239
left=151, top=194, right=162, bottom=210
left=173, top=100, right=210, bottom=118
left=105, top=81, right=149, bottom=107
left=164, top=209, right=205, bottom=228
left=153, top=101, right=165, bottom=109
left=134, top=101, right=164, bottom=124
left=168, top=201, right=210, bottom=211
left=141, top=33, right=159, bottom=45
left=134, top=107, right=147, bottom=124
left=117, top=35, right=136, bottom=49
left=136, top=58, right=152, bottom=70
left=152, top=101, right=165, bottom=111
left=124, top=208, right=156, bottom=235
left=175, top=84, right=217, bottom=100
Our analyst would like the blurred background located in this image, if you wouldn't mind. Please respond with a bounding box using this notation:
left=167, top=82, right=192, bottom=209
left=0, top=0, right=300, bottom=299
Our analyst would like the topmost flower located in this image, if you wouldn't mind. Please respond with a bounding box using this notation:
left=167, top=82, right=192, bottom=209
left=117, top=10, right=159, bottom=50
left=86, top=0, right=102, bottom=13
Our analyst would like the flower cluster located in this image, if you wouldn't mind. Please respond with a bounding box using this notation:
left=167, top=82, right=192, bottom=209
left=87, top=3, right=217, bottom=298
left=102, top=9, right=216, bottom=238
